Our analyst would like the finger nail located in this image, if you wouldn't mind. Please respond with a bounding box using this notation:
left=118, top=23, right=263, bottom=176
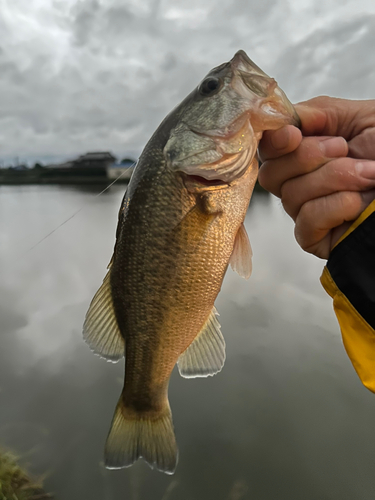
left=270, top=127, right=290, bottom=150
left=320, top=137, right=347, bottom=157
left=356, top=161, right=375, bottom=179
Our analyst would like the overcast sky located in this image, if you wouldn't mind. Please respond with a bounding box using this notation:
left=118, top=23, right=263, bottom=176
left=1, top=0, right=375, bottom=165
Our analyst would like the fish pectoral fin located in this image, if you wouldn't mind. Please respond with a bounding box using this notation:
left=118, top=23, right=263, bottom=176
left=178, top=307, right=225, bottom=378
left=83, top=270, right=125, bottom=362
left=229, top=222, right=253, bottom=280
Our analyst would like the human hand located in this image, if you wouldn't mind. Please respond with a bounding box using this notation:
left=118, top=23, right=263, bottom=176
left=258, top=97, right=375, bottom=259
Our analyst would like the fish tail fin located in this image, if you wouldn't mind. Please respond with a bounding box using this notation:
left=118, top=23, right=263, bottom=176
left=104, top=395, right=178, bottom=475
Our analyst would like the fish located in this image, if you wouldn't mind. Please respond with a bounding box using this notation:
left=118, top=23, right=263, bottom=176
left=83, top=50, right=300, bottom=474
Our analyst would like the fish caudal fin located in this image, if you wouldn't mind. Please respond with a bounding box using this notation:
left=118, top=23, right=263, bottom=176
left=104, top=396, right=178, bottom=475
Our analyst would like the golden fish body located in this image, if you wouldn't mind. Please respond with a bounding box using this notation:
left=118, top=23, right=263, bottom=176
left=113, top=160, right=256, bottom=395
left=83, top=50, right=299, bottom=474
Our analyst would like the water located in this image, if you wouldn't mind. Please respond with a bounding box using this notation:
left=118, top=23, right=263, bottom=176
left=1, top=184, right=375, bottom=500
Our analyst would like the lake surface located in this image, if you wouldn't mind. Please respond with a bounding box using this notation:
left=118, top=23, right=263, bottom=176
left=1, top=184, right=375, bottom=500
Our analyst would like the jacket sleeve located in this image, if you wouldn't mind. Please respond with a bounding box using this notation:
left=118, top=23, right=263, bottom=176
left=320, top=199, right=375, bottom=392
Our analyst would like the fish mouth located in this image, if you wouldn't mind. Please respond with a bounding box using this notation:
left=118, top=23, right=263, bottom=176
left=230, top=50, right=267, bottom=76
left=185, top=175, right=227, bottom=186
left=182, top=173, right=229, bottom=192
left=230, top=50, right=301, bottom=129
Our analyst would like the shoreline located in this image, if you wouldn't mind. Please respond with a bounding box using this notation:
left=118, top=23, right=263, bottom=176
left=0, top=176, right=268, bottom=192
left=0, top=176, right=129, bottom=185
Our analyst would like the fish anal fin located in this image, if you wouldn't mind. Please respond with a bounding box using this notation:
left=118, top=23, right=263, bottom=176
left=230, top=222, right=253, bottom=280
left=105, top=395, right=178, bottom=474
left=178, top=307, right=225, bottom=378
left=83, top=271, right=125, bottom=362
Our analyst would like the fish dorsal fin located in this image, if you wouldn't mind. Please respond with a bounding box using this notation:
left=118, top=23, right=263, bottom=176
left=177, top=307, right=225, bottom=378
left=229, top=222, right=253, bottom=280
left=83, top=271, right=125, bottom=362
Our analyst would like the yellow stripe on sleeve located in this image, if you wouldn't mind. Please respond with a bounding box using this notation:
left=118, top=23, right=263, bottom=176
left=321, top=266, right=375, bottom=393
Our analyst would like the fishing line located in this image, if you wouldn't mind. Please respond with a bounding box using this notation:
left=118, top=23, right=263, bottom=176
left=23, top=166, right=134, bottom=255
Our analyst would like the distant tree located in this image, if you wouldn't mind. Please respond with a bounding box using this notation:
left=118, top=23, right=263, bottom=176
left=33, top=162, right=44, bottom=170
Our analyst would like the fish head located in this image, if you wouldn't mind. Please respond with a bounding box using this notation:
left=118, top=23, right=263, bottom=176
left=164, top=50, right=300, bottom=186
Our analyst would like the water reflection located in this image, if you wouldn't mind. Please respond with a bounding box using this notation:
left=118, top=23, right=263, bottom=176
left=1, top=185, right=375, bottom=499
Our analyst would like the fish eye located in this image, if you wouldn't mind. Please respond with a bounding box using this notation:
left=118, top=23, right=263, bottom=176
left=199, top=77, right=222, bottom=96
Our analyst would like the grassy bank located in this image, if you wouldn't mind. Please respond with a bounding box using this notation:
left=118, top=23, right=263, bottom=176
left=0, top=451, right=52, bottom=500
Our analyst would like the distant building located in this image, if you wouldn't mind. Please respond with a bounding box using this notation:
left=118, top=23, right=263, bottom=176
left=73, top=151, right=116, bottom=171
left=0, top=150, right=138, bottom=184
left=44, top=151, right=117, bottom=178
left=107, top=158, right=135, bottom=181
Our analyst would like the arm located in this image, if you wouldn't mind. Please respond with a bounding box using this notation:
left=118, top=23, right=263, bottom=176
left=258, top=97, right=375, bottom=392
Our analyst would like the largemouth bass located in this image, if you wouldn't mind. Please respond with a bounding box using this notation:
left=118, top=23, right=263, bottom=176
left=83, top=50, right=299, bottom=474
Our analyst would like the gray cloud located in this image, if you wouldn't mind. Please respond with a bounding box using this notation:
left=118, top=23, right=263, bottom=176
left=0, top=0, right=374, bottom=165
left=275, top=14, right=375, bottom=102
